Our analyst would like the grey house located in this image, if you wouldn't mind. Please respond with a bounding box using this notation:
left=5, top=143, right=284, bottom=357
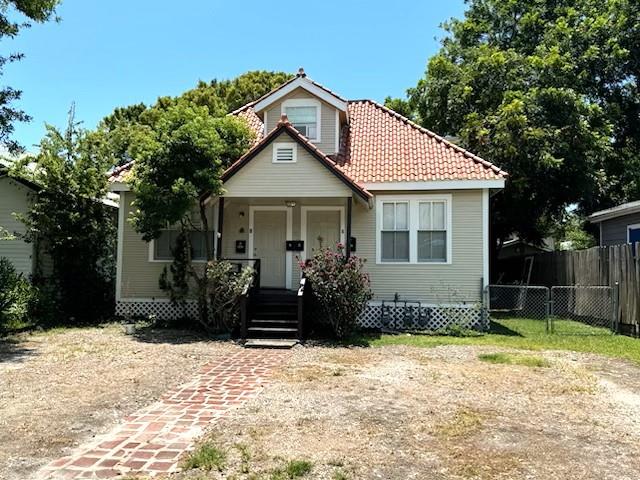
left=589, top=200, right=640, bottom=249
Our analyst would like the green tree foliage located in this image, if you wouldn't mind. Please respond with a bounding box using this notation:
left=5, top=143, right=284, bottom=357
left=553, top=212, right=597, bottom=251
left=0, top=0, right=59, bottom=152
left=124, top=100, right=255, bottom=330
left=390, top=0, right=639, bottom=244
left=15, top=106, right=116, bottom=322
left=98, top=71, right=292, bottom=167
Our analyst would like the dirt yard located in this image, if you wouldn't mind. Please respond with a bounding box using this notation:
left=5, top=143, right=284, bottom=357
left=0, top=324, right=234, bottom=480
left=171, top=345, right=640, bottom=480
left=3, top=326, right=640, bottom=480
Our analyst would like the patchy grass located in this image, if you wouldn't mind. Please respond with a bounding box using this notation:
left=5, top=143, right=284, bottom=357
left=270, top=459, right=313, bottom=479
left=358, top=318, right=640, bottom=364
left=181, top=442, right=226, bottom=472
left=479, top=352, right=550, bottom=368
left=435, top=408, right=484, bottom=439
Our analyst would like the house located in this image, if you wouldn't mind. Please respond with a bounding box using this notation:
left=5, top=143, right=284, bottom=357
left=109, top=69, right=507, bottom=331
left=0, top=165, right=46, bottom=277
left=589, top=201, right=640, bottom=250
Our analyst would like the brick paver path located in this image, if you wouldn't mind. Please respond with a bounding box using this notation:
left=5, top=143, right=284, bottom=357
left=39, top=348, right=289, bottom=479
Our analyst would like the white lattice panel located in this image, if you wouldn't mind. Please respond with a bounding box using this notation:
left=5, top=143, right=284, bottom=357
left=357, top=302, right=486, bottom=331
left=116, top=301, right=198, bottom=320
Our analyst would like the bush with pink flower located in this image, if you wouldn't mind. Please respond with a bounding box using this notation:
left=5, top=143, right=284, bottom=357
left=301, top=243, right=372, bottom=339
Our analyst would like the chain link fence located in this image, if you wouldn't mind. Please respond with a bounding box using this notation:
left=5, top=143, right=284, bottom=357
left=487, top=284, right=618, bottom=335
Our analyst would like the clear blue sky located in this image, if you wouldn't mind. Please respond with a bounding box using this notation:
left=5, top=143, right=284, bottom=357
left=5, top=0, right=466, bottom=150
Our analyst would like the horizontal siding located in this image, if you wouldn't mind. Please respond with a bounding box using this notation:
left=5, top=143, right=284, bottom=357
left=0, top=178, right=34, bottom=276
left=119, top=190, right=485, bottom=304
left=223, top=132, right=351, bottom=197
left=120, top=191, right=166, bottom=298
left=352, top=190, right=484, bottom=303
left=601, top=212, right=640, bottom=246
left=265, top=87, right=337, bottom=155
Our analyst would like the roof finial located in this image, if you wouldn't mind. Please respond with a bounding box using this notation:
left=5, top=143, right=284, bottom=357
left=297, top=67, right=306, bottom=77
left=278, top=113, right=290, bottom=125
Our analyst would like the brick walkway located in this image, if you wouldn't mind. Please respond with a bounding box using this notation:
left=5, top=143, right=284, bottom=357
left=38, top=348, right=289, bottom=479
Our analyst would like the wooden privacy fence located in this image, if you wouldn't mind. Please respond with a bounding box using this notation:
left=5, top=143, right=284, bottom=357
left=528, top=244, right=640, bottom=335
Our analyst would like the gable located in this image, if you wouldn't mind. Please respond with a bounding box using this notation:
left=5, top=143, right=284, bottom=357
left=223, top=131, right=352, bottom=198
left=263, top=87, right=340, bottom=154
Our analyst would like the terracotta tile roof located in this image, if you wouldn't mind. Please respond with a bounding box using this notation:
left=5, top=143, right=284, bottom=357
left=336, top=100, right=507, bottom=183
left=235, top=107, right=264, bottom=146
left=108, top=73, right=507, bottom=187
left=223, top=114, right=372, bottom=201
left=108, top=160, right=134, bottom=183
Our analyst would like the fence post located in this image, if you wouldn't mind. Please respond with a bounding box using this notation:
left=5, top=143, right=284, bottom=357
left=546, top=287, right=553, bottom=333
left=612, top=281, right=619, bottom=334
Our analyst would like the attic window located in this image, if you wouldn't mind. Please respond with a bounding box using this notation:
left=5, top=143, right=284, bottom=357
left=282, top=98, right=321, bottom=142
left=273, top=143, right=297, bottom=163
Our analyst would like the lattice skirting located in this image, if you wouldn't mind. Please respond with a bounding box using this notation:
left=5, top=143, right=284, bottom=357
left=357, top=302, right=487, bottom=331
left=116, top=300, right=198, bottom=320
left=116, top=299, right=488, bottom=331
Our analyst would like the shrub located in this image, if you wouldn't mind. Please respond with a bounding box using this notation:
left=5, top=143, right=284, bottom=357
left=0, top=258, right=40, bottom=331
left=206, top=260, right=254, bottom=332
left=301, top=244, right=372, bottom=339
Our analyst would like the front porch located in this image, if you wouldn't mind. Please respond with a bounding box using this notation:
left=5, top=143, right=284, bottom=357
left=214, top=196, right=358, bottom=291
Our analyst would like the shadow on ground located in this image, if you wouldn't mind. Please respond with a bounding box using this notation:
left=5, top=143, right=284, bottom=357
left=0, top=337, right=38, bottom=364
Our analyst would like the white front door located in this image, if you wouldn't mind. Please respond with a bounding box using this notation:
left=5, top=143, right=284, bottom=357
left=302, top=208, right=345, bottom=260
left=253, top=210, right=287, bottom=288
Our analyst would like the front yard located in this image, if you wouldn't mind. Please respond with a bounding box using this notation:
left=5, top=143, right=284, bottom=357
left=1, top=320, right=640, bottom=479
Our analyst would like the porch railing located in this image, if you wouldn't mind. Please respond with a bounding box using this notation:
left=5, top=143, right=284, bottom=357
left=297, top=276, right=309, bottom=342
left=225, top=258, right=260, bottom=340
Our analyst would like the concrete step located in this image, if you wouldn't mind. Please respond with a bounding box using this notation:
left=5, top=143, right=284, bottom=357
left=243, top=338, right=298, bottom=349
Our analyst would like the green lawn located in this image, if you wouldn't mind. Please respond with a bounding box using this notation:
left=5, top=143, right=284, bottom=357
left=358, top=318, right=640, bottom=364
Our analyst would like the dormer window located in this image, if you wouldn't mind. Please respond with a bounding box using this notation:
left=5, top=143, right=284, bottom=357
left=282, top=98, right=321, bottom=142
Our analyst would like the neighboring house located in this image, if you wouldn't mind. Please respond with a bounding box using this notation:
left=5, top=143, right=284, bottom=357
left=109, top=69, right=508, bottom=327
left=589, top=201, right=640, bottom=250
left=0, top=166, right=44, bottom=276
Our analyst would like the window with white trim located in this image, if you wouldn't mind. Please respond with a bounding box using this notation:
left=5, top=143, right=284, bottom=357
left=272, top=143, right=297, bottom=163
left=381, top=202, right=410, bottom=262
left=282, top=98, right=321, bottom=142
left=418, top=201, right=447, bottom=262
left=286, top=106, right=317, bottom=139
left=377, top=195, right=452, bottom=264
left=154, top=230, right=208, bottom=261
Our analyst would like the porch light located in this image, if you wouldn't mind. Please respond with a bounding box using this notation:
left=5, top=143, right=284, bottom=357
left=284, top=200, right=296, bottom=208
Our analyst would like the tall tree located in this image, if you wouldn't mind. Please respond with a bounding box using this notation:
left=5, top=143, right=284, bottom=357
left=0, top=0, right=60, bottom=152
left=390, top=0, right=639, bottom=247
left=126, top=101, right=255, bottom=329
left=15, top=105, right=116, bottom=322
left=98, top=71, right=292, bottom=166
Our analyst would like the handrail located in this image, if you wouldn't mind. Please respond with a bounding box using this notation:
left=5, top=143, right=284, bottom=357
left=297, top=276, right=308, bottom=342
left=233, top=258, right=260, bottom=340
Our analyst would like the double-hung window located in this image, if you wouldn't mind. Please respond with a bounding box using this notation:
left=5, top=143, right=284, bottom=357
left=418, top=201, right=447, bottom=262
left=282, top=99, right=321, bottom=142
left=381, top=202, right=410, bottom=262
left=153, top=230, right=208, bottom=261
left=378, top=195, right=451, bottom=264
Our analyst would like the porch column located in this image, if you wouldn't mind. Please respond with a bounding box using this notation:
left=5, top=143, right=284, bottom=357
left=346, top=196, right=352, bottom=258
left=216, top=197, right=224, bottom=260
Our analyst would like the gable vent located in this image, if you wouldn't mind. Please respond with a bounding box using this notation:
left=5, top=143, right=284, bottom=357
left=273, top=143, right=297, bottom=163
